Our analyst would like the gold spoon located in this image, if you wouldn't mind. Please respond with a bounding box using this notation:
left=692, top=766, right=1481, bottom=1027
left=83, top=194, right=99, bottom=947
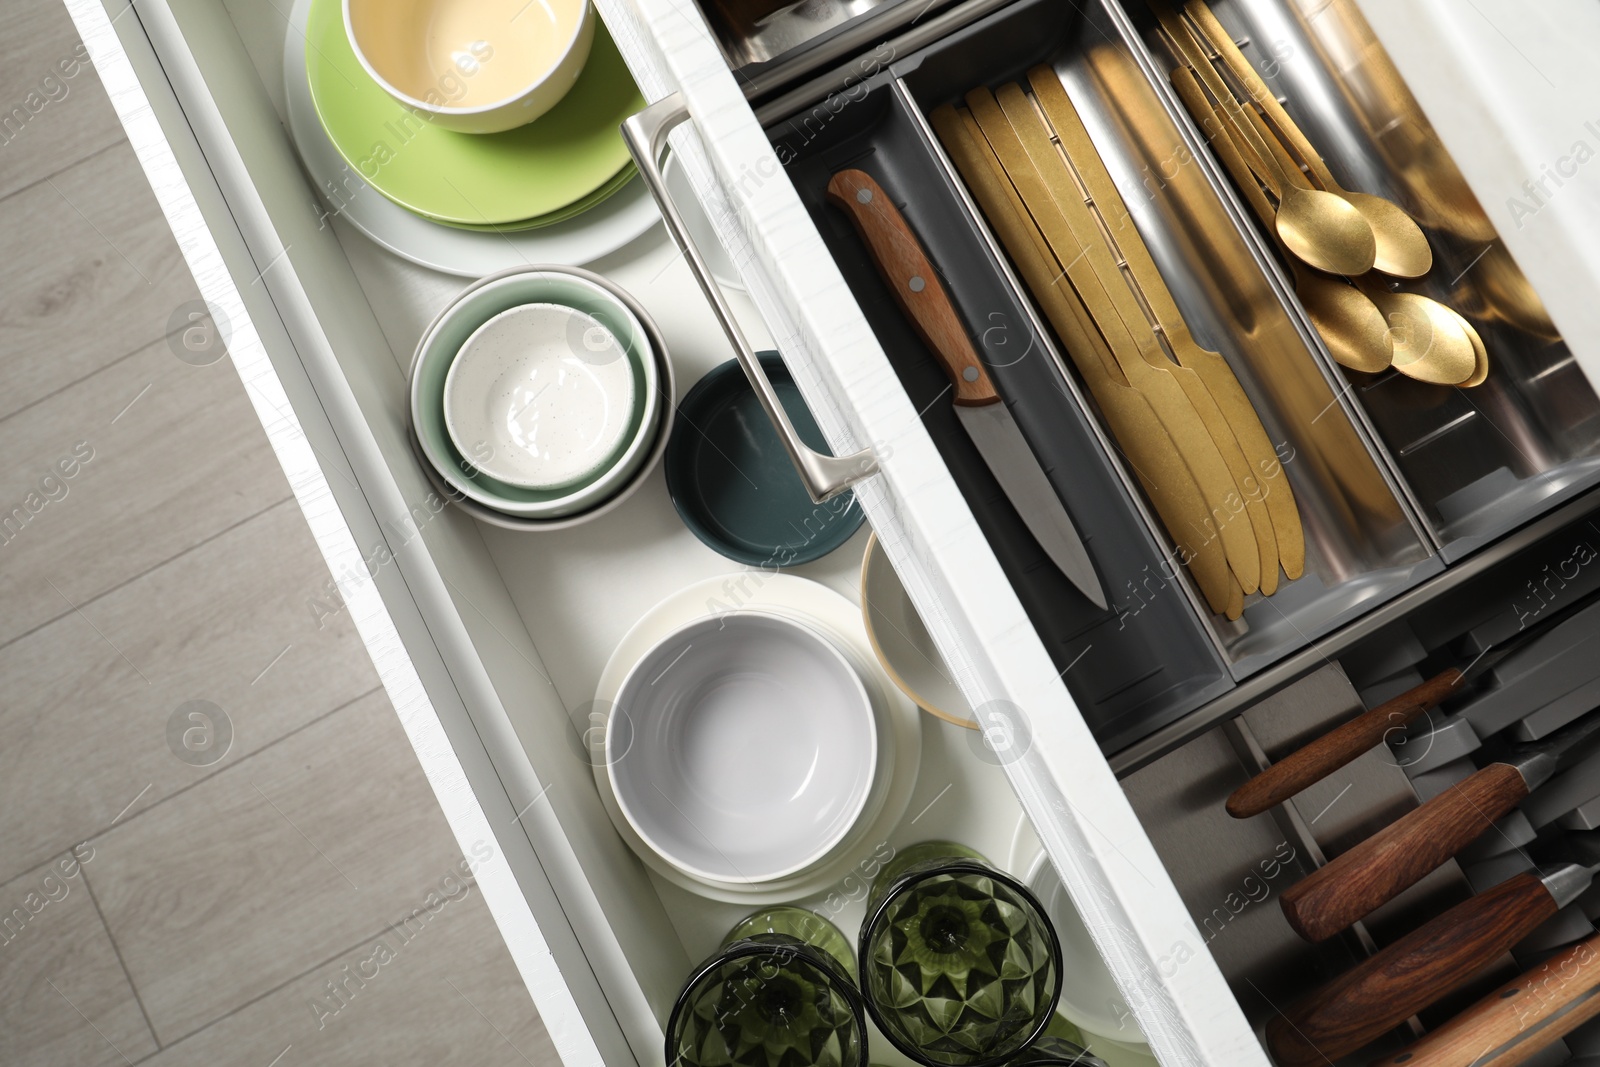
left=1239, top=101, right=1477, bottom=386
left=1457, top=310, right=1491, bottom=388
left=1169, top=67, right=1393, bottom=374
left=1156, top=5, right=1376, bottom=278
left=1354, top=281, right=1477, bottom=385
left=1183, top=1, right=1432, bottom=279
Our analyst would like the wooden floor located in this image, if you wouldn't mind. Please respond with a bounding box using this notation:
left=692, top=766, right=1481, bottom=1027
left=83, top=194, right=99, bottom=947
left=0, top=3, right=556, bottom=1065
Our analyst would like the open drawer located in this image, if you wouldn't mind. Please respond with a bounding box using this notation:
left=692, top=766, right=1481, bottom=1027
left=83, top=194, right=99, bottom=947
left=66, top=0, right=1600, bottom=1063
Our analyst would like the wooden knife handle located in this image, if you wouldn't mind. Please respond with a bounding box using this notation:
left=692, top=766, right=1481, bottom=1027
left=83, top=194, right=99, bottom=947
left=826, top=169, right=998, bottom=406
left=1370, top=932, right=1600, bottom=1067
left=1281, top=763, right=1530, bottom=942
left=1268, top=872, right=1557, bottom=1066
left=1227, top=668, right=1466, bottom=819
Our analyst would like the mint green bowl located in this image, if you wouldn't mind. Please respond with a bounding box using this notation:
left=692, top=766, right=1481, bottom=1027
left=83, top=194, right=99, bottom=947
left=410, top=268, right=661, bottom=518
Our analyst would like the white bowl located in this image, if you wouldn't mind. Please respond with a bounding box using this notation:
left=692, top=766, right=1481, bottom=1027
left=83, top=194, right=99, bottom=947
left=344, top=0, right=594, bottom=134
left=443, top=303, right=640, bottom=490
left=410, top=269, right=662, bottom=518
left=607, top=611, right=878, bottom=884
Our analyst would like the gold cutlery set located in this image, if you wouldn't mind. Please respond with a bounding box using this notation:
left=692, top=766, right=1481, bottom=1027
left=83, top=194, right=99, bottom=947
left=1157, top=0, right=1488, bottom=388
left=931, top=70, right=1304, bottom=621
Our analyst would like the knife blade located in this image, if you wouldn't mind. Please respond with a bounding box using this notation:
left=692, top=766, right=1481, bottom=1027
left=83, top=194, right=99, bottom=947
left=825, top=168, right=1107, bottom=609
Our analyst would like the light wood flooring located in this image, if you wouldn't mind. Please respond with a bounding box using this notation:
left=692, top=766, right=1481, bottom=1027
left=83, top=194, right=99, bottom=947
left=0, top=3, right=557, bottom=1064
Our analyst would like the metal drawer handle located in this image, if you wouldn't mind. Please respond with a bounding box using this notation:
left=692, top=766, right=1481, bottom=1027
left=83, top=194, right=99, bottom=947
left=622, top=93, right=878, bottom=503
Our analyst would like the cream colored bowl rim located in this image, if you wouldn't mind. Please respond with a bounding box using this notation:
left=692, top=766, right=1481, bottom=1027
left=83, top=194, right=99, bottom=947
left=341, top=0, right=593, bottom=117
left=859, top=532, right=979, bottom=730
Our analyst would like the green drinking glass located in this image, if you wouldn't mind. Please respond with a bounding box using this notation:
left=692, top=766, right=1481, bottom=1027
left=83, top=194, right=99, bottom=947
left=667, top=906, right=867, bottom=1067
left=859, top=842, right=1062, bottom=1067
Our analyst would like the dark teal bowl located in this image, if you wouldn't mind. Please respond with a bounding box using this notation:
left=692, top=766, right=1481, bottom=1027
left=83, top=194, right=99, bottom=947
left=666, top=353, right=864, bottom=566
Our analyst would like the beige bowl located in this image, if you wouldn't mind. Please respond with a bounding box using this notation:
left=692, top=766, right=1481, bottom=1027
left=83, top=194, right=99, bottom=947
left=344, top=0, right=594, bottom=134
left=860, top=533, right=978, bottom=729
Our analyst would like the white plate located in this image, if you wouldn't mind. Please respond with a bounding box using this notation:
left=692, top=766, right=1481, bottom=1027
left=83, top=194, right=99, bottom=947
left=443, top=303, right=640, bottom=489
left=594, top=574, right=922, bottom=904
left=1010, top=816, right=1151, bottom=1052
left=608, top=611, right=878, bottom=884
left=283, top=0, right=659, bottom=276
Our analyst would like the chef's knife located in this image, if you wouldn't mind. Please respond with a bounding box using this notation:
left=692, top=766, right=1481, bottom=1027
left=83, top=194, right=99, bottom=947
left=1281, top=708, right=1600, bottom=942
left=826, top=168, right=1107, bottom=609
left=1370, top=930, right=1600, bottom=1067
left=1228, top=586, right=1600, bottom=818
left=1268, top=862, right=1600, bottom=1066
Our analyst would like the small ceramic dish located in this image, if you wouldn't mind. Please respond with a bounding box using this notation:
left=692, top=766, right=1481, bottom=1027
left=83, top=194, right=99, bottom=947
left=860, top=533, right=978, bottom=729
left=411, top=268, right=663, bottom=518
left=665, top=354, right=864, bottom=566
left=607, top=611, right=878, bottom=884
left=443, top=302, right=641, bottom=491
left=344, top=0, right=594, bottom=134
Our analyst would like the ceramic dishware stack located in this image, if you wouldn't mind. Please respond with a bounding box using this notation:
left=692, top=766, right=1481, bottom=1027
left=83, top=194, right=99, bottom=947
left=607, top=611, right=879, bottom=885
left=282, top=0, right=658, bottom=274
left=665, top=353, right=864, bottom=568
left=345, top=0, right=596, bottom=134
left=860, top=533, right=977, bottom=730
left=409, top=266, right=674, bottom=530
left=592, top=573, right=924, bottom=904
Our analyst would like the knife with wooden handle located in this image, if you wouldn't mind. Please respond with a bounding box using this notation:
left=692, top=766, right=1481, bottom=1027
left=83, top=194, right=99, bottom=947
left=1281, top=710, right=1600, bottom=942
left=1371, top=931, right=1600, bottom=1067
left=1228, top=669, right=1466, bottom=818
left=1268, top=866, right=1598, bottom=1066
left=1229, top=585, right=1600, bottom=819
left=825, top=168, right=1107, bottom=609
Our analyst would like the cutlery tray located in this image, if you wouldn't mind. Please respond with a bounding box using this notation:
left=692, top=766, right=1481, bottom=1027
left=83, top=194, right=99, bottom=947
left=1117, top=0, right=1600, bottom=562
left=766, top=0, right=1437, bottom=699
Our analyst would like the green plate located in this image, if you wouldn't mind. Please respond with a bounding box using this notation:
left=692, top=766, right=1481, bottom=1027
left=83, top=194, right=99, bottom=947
left=438, top=163, right=637, bottom=232
left=306, top=0, right=645, bottom=227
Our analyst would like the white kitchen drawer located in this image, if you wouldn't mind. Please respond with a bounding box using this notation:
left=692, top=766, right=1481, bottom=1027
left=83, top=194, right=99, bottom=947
left=65, top=0, right=1600, bottom=1064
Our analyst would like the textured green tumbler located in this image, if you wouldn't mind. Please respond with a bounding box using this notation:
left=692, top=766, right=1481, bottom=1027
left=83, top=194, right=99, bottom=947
left=667, top=907, right=866, bottom=1067
left=859, top=842, right=1062, bottom=1067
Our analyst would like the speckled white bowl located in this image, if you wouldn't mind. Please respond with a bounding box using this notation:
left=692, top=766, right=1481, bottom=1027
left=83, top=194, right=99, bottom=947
left=442, top=303, right=640, bottom=491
